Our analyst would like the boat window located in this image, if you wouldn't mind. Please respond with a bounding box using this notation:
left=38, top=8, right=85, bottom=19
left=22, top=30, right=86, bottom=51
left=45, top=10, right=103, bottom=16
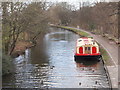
left=85, top=47, right=87, bottom=50
left=78, top=40, right=82, bottom=42
left=85, top=47, right=91, bottom=50
left=85, top=47, right=91, bottom=54
left=88, top=47, right=91, bottom=50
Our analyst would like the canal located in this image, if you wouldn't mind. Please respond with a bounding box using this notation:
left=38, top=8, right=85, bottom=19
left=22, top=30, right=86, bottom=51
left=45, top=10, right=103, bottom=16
left=2, top=27, right=110, bottom=88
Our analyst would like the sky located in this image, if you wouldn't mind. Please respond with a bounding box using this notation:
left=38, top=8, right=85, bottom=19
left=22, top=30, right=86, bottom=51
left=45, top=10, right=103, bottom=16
left=1, top=0, right=119, bottom=3
left=46, top=0, right=99, bottom=5
left=46, top=0, right=110, bottom=4
left=45, top=0, right=110, bottom=10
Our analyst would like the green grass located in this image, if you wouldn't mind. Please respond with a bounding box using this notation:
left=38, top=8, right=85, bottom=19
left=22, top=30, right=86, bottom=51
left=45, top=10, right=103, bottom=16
left=100, top=46, right=110, bottom=61
left=77, top=30, right=89, bottom=37
left=57, top=26, right=89, bottom=37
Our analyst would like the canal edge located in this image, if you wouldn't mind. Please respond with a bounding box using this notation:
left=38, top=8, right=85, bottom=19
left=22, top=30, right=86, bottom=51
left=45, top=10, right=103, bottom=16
left=102, top=58, right=112, bottom=89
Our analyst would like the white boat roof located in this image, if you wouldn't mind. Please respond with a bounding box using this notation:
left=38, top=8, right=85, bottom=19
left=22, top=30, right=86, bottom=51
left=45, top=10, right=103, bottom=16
left=76, top=37, right=98, bottom=47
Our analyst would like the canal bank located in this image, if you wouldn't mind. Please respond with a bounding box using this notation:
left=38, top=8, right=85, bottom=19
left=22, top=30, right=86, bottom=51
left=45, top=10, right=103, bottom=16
left=11, top=41, right=35, bottom=58
left=52, top=25, right=118, bottom=89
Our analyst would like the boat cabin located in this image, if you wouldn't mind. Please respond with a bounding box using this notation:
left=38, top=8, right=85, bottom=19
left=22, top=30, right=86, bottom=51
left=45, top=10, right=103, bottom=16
left=74, top=37, right=101, bottom=60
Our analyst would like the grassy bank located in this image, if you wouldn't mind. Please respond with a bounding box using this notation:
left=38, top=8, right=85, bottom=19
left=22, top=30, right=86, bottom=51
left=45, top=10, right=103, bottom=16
left=56, top=26, right=89, bottom=37
left=55, top=25, right=111, bottom=62
left=100, top=47, right=110, bottom=61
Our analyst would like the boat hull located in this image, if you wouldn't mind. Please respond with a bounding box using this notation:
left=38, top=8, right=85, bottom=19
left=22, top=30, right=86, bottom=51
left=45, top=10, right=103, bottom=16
left=74, top=55, right=102, bottom=61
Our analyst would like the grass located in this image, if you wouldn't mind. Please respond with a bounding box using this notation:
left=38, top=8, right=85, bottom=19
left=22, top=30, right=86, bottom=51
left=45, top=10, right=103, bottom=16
left=57, top=26, right=89, bottom=37
left=100, top=47, right=110, bottom=61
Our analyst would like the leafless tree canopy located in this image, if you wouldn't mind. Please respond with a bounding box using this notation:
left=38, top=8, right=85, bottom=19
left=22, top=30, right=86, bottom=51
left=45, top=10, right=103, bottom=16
left=2, top=2, right=49, bottom=55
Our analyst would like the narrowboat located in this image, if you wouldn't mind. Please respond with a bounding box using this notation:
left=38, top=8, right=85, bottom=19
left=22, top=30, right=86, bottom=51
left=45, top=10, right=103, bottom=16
left=74, top=37, right=101, bottom=60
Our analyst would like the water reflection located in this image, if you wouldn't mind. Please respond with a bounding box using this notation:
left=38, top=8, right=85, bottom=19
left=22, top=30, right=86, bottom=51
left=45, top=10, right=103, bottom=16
left=75, top=59, right=98, bottom=67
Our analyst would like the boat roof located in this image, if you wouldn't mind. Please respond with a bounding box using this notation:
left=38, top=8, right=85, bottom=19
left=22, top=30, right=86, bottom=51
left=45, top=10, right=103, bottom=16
left=76, top=37, right=98, bottom=47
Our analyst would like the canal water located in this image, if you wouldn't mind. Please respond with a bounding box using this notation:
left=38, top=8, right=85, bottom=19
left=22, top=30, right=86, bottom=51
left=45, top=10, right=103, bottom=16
left=2, top=27, right=110, bottom=88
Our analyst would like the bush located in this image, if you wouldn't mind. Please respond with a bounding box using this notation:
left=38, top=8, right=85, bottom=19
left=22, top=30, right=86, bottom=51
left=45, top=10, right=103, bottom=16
left=2, top=53, right=13, bottom=76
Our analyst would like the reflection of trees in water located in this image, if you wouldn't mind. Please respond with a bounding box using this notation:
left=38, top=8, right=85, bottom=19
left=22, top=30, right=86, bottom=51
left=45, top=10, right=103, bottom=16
left=50, top=33, right=66, bottom=41
left=48, top=29, right=79, bottom=42
left=30, top=36, right=49, bottom=65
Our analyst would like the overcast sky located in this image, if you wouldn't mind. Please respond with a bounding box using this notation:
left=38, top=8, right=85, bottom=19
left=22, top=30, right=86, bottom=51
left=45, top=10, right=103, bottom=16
left=46, top=0, right=110, bottom=4
left=45, top=0, right=112, bottom=9
left=46, top=0, right=119, bottom=4
left=1, top=0, right=119, bottom=3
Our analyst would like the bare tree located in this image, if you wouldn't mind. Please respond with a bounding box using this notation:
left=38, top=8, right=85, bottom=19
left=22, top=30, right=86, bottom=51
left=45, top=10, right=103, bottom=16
left=49, top=2, right=72, bottom=25
left=2, top=2, right=49, bottom=55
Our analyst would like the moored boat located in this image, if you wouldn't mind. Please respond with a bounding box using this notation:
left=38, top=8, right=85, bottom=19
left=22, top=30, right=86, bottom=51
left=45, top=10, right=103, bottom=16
left=74, top=37, right=101, bottom=60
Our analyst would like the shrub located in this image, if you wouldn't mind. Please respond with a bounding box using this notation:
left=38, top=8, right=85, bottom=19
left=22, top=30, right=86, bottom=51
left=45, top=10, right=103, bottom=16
left=2, top=53, right=13, bottom=76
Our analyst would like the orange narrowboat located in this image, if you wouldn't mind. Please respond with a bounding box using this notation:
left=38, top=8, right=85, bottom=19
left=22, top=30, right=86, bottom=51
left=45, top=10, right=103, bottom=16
left=74, top=37, right=101, bottom=60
